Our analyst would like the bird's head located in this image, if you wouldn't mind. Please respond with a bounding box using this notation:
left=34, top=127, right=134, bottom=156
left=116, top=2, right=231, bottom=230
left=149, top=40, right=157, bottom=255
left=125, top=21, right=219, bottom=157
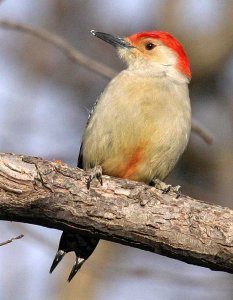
left=91, top=30, right=191, bottom=82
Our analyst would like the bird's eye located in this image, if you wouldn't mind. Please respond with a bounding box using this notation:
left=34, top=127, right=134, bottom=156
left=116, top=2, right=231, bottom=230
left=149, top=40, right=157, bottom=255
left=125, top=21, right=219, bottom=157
left=145, top=43, right=156, bottom=50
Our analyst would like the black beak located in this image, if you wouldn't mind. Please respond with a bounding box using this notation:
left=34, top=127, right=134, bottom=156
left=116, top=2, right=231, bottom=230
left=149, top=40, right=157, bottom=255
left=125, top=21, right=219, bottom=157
left=91, top=30, right=134, bottom=49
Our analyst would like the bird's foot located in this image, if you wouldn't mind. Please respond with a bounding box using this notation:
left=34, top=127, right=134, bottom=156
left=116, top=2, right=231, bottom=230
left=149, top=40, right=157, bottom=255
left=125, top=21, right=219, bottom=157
left=87, top=165, right=103, bottom=189
left=150, top=178, right=181, bottom=199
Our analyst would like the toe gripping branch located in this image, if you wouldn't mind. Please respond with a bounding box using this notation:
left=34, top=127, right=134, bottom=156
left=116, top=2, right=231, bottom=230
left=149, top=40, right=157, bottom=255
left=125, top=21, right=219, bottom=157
left=50, top=231, right=99, bottom=282
left=87, top=165, right=103, bottom=189
left=150, top=178, right=181, bottom=199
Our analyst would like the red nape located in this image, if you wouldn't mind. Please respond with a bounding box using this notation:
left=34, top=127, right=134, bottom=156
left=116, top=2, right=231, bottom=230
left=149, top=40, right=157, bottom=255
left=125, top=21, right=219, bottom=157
left=128, top=31, right=191, bottom=79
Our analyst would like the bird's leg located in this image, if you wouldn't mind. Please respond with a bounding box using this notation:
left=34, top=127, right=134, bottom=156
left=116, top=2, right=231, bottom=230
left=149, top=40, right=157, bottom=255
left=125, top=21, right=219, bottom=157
left=150, top=178, right=181, bottom=199
left=50, top=231, right=99, bottom=282
left=152, top=178, right=172, bottom=193
left=171, top=184, right=182, bottom=198
left=87, top=165, right=103, bottom=189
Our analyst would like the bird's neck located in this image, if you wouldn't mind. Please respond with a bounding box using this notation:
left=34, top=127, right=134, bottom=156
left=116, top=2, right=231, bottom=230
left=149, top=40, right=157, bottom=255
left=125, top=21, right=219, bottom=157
left=127, top=62, right=189, bottom=84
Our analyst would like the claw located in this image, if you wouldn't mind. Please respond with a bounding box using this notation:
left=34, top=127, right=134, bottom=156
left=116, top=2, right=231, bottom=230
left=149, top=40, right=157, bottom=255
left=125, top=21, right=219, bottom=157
left=161, top=184, right=171, bottom=194
left=67, top=257, right=85, bottom=282
left=150, top=178, right=170, bottom=192
left=87, top=165, right=103, bottom=189
left=150, top=178, right=181, bottom=198
left=50, top=249, right=66, bottom=274
left=172, top=185, right=181, bottom=198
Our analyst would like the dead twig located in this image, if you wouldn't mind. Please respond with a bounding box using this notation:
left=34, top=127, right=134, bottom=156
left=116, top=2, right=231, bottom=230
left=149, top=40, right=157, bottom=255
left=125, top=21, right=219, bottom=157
left=0, top=19, right=116, bottom=79
left=191, top=118, right=214, bottom=145
left=0, top=234, right=24, bottom=246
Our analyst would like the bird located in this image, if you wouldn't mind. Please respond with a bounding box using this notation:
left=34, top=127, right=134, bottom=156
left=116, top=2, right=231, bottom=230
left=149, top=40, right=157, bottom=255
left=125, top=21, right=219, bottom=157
left=50, top=29, right=192, bottom=282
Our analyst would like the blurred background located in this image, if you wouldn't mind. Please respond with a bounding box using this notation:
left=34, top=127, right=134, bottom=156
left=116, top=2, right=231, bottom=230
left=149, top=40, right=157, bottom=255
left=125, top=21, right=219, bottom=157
left=0, top=0, right=232, bottom=299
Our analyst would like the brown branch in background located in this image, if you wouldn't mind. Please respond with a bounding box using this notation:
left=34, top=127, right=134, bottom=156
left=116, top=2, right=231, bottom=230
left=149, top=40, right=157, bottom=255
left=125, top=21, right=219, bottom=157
left=0, top=153, right=233, bottom=274
left=0, top=19, right=116, bottom=79
left=191, top=118, right=214, bottom=145
left=0, top=19, right=213, bottom=145
left=0, top=234, right=24, bottom=246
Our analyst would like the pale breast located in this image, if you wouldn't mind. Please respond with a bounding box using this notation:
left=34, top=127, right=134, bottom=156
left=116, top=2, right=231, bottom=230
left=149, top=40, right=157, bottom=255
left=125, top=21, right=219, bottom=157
left=81, top=71, right=191, bottom=183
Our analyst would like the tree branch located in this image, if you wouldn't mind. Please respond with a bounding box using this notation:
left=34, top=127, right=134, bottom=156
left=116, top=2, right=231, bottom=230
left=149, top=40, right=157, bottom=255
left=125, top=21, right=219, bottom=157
left=0, top=153, right=232, bottom=274
left=0, top=19, right=116, bottom=80
left=191, top=118, right=213, bottom=145
left=0, top=19, right=214, bottom=145
left=0, top=234, right=24, bottom=246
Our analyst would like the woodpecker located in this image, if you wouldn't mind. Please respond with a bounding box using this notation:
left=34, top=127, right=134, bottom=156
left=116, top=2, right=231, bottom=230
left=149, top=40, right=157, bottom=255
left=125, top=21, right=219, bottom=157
left=50, top=30, right=191, bottom=281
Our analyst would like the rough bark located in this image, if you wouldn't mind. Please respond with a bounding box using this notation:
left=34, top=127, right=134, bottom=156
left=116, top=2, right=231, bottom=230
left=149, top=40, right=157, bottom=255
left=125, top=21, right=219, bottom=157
left=0, top=153, right=232, bottom=274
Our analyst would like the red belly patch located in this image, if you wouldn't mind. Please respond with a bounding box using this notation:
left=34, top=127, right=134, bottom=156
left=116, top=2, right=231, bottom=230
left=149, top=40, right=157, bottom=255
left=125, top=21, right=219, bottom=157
left=117, top=146, right=144, bottom=179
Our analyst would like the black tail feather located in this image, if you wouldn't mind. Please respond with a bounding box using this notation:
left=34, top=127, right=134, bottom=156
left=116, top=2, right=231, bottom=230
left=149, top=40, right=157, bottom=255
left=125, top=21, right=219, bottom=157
left=50, top=231, right=99, bottom=281
left=50, top=146, right=99, bottom=281
left=67, top=257, right=85, bottom=282
left=50, top=249, right=66, bottom=274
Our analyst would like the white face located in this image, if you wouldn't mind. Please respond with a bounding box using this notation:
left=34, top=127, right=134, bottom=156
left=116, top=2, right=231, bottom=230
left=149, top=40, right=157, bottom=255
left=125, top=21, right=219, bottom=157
left=117, top=38, right=189, bottom=83
left=118, top=38, right=176, bottom=66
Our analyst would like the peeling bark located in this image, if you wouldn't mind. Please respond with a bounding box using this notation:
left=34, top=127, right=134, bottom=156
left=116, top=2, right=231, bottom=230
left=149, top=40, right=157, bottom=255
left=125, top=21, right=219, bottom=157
left=0, top=153, right=232, bottom=274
